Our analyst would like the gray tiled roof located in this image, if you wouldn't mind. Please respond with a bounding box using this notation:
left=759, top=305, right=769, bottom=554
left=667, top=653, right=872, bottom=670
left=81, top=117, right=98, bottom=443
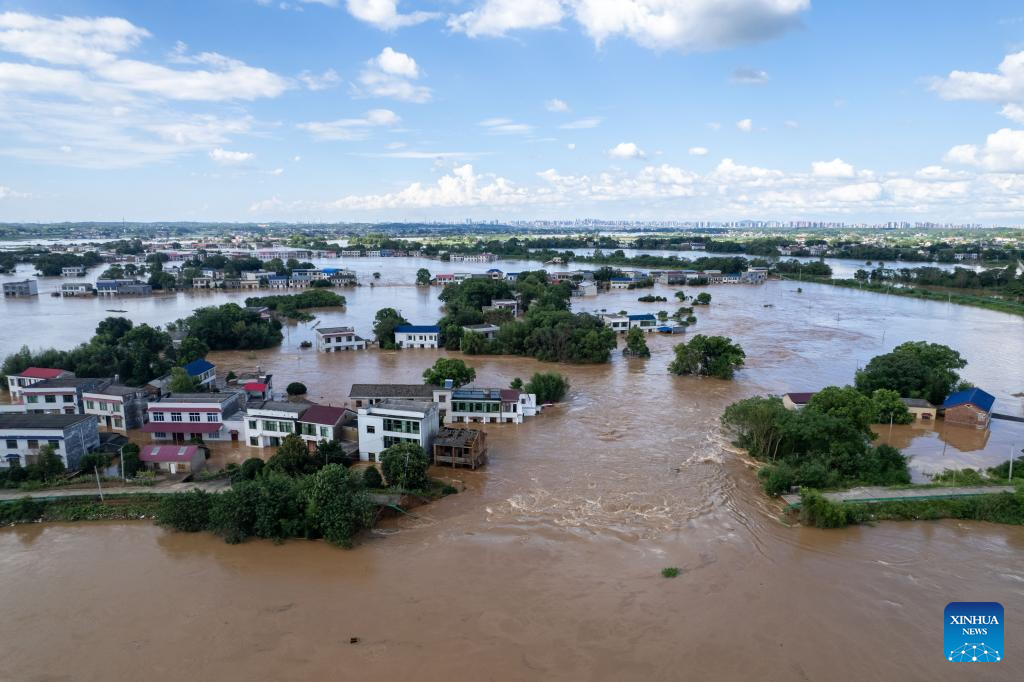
left=0, top=413, right=95, bottom=430
left=349, top=383, right=439, bottom=399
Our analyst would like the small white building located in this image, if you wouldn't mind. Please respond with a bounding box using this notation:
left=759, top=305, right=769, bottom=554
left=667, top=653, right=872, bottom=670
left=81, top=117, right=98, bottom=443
left=316, top=326, right=368, bottom=352
left=357, top=400, right=440, bottom=462
left=244, top=401, right=309, bottom=448
left=61, top=266, right=86, bottom=277
left=394, top=325, right=441, bottom=349
left=6, top=367, right=74, bottom=403
left=447, top=388, right=538, bottom=425
left=461, top=323, right=500, bottom=340
left=601, top=314, right=630, bottom=333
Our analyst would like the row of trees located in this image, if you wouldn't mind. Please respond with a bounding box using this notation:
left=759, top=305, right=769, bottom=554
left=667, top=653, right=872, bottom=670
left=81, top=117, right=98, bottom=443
left=722, top=387, right=912, bottom=495
left=158, top=435, right=436, bottom=547
left=245, top=290, right=346, bottom=321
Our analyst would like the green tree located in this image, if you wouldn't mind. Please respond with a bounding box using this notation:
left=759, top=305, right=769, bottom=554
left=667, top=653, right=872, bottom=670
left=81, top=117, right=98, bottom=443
left=525, top=371, right=570, bottom=403
left=305, top=464, right=375, bottom=547
left=721, top=396, right=791, bottom=461
left=695, top=292, right=712, bottom=305
left=806, top=386, right=875, bottom=433
left=668, top=335, right=745, bottom=379
left=624, top=326, right=651, bottom=357
left=178, top=304, right=283, bottom=350
left=373, top=308, right=410, bottom=350
left=416, top=268, right=431, bottom=285
left=157, top=490, right=212, bottom=532
left=286, top=382, right=307, bottom=396
left=459, top=331, right=488, bottom=355
left=362, top=465, right=383, bottom=489
left=35, top=445, right=65, bottom=482
left=78, top=452, right=112, bottom=472
left=177, top=337, right=210, bottom=365
left=854, top=341, right=967, bottom=405
left=238, top=457, right=265, bottom=481
left=265, top=434, right=316, bottom=477
left=870, top=388, right=914, bottom=424
left=168, top=366, right=200, bottom=393
left=422, top=358, right=476, bottom=387
left=380, top=442, right=431, bottom=491
left=510, top=377, right=523, bottom=390
left=122, top=442, right=141, bottom=478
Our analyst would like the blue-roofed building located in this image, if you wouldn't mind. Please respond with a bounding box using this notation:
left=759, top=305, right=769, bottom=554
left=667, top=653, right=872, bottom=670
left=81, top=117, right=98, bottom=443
left=394, top=325, right=441, bottom=349
left=942, top=388, right=995, bottom=429
left=183, top=359, right=216, bottom=389
left=609, top=277, right=632, bottom=289
left=267, top=275, right=291, bottom=289
left=627, top=313, right=658, bottom=332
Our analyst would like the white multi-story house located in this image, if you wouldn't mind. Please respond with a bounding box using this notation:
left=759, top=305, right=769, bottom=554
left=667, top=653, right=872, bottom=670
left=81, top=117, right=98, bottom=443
left=0, top=413, right=100, bottom=469
left=83, top=385, right=149, bottom=432
left=316, top=326, right=368, bottom=352
left=357, top=400, right=440, bottom=462
left=601, top=314, right=630, bottom=333
left=61, top=265, right=87, bottom=277
left=447, top=388, right=538, bottom=424
left=483, top=299, right=519, bottom=317
left=244, top=401, right=309, bottom=448
left=142, top=392, right=246, bottom=443
left=348, top=383, right=452, bottom=410
left=394, top=325, right=441, bottom=349
left=22, top=377, right=110, bottom=415
left=6, top=367, right=74, bottom=403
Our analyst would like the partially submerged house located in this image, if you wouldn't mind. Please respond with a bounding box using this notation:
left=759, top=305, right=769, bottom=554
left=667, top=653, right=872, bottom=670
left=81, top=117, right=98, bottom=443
left=942, top=388, right=995, bottom=429
left=21, top=377, right=110, bottom=415
left=315, top=326, right=368, bottom=352
left=244, top=400, right=310, bottom=448
left=432, top=427, right=488, bottom=469
left=6, top=367, right=74, bottom=403
left=447, top=388, right=538, bottom=424
left=900, top=398, right=937, bottom=422
left=83, top=384, right=149, bottom=432
left=393, top=325, right=441, bottom=349
left=142, top=392, right=246, bottom=443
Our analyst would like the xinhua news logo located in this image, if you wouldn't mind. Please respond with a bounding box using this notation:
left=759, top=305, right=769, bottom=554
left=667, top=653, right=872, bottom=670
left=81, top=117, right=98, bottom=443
left=945, top=602, right=1003, bottom=662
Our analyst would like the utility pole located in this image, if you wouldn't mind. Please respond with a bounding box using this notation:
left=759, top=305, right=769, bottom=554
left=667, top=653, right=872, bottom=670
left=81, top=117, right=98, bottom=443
left=94, top=465, right=104, bottom=501
left=1010, top=445, right=1015, bottom=482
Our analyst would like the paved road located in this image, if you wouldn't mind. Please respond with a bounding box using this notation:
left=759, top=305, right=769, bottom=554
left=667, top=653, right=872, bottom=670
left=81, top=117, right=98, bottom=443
left=0, top=479, right=231, bottom=502
left=782, top=484, right=1017, bottom=507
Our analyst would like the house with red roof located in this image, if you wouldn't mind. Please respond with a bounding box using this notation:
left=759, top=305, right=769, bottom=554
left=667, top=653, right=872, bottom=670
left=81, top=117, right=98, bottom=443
left=139, top=444, right=208, bottom=475
left=6, top=367, right=74, bottom=403
left=297, top=404, right=354, bottom=450
left=782, top=392, right=816, bottom=410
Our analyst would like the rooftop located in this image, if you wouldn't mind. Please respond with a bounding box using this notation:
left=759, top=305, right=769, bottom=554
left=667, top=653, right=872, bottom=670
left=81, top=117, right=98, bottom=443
left=139, top=444, right=203, bottom=462
left=453, top=388, right=503, bottom=401
left=183, top=359, right=215, bottom=376
left=349, top=383, right=438, bottom=399
left=299, top=404, right=349, bottom=425
left=0, top=413, right=94, bottom=430
left=900, top=397, right=934, bottom=408
left=249, top=400, right=309, bottom=415
left=395, top=324, right=441, bottom=334
left=434, top=427, right=486, bottom=448
left=942, top=388, right=995, bottom=412
left=785, top=392, right=816, bottom=404
left=155, top=392, right=240, bottom=404
left=86, top=384, right=144, bottom=397
left=365, top=399, right=435, bottom=416
left=15, top=367, right=70, bottom=380
left=317, top=326, right=357, bottom=334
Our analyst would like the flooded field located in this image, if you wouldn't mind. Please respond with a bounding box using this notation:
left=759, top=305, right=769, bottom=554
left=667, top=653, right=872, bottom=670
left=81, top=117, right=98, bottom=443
left=2, top=272, right=1024, bottom=680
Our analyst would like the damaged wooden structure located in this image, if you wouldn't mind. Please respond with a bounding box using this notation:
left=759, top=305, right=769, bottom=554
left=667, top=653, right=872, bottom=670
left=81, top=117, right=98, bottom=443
left=432, top=427, right=488, bottom=469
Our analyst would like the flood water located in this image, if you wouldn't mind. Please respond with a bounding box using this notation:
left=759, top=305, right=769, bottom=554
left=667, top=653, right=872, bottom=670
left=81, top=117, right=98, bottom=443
left=2, top=265, right=1024, bottom=680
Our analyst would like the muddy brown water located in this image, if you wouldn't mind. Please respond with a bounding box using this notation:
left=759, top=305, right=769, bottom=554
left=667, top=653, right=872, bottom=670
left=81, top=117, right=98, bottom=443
left=2, top=279, right=1024, bottom=680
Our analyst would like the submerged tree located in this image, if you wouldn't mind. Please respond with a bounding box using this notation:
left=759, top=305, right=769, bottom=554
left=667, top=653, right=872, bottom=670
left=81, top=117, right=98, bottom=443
left=668, top=335, right=745, bottom=380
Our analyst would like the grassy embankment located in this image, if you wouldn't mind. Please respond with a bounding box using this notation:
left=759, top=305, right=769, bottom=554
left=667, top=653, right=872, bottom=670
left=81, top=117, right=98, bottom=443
left=793, top=275, right=1024, bottom=317
left=0, top=494, right=162, bottom=524
left=796, top=483, right=1024, bottom=529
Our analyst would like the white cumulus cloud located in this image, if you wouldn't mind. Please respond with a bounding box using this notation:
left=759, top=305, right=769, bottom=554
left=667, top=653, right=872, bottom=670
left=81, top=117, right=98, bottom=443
left=355, top=47, right=430, bottom=102
left=688, top=146, right=709, bottom=156
left=209, top=148, right=254, bottom=164
left=298, top=108, right=400, bottom=141
left=811, top=158, right=855, bottom=178
left=345, top=0, right=439, bottom=29
left=944, top=128, right=1024, bottom=172
left=608, top=142, right=645, bottom=158
left=545, top=98, right=570, bottom=112
left=736, top=118, right=753, bottom=132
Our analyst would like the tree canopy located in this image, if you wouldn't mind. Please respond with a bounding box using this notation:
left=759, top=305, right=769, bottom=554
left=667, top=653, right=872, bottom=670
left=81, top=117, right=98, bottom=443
left=668, top=335, right=745, bottom=379
left=854, top=341, right=967, bottom=405
left=177, top=304, right=283, bottom=350
left=373, top=308, right=410, bottom=350
left=422, top=358, right=476, bottom=387
left=525, top=371, right=569, bottom=403
left=380, top=442, right=431, bottom=491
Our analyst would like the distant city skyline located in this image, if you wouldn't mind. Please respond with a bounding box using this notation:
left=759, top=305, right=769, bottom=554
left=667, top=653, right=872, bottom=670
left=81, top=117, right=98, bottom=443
left=2, top=2, right=1024, bottom=223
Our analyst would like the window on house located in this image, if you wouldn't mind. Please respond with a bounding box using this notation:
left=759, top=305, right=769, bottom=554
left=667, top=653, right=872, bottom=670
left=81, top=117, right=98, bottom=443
left=62, top=395, right=74, bottom=403
left=86, top=400, right=95, bottom=410
left=320, top=427, right=329, bottom=438
left=4, top=439, right=16, bottom=449
left=171, top=413, right=183, bottom=422
left=155, top=432, right=167, bottom=439
left=248, top=420, right=257, bottom=430
left=113, top=418, right=123, bottom=428
left=366, top=425, right=376, bottom=434
left=189, top=412, right=201, bottom=422
left=48, top=440, right=59, bottom=449
left=249, top=437, right=258, bottom=446
left=152, top=412, right=165, bottom=422
left=113, top=404, right=122, bottom=413
left=26, top=396, right=38, bottom=403
left=45, top=395, right=56, bottom=403
left=206, top=413, right=218, bottom=422
left=27, top=440, right=39, bottom=449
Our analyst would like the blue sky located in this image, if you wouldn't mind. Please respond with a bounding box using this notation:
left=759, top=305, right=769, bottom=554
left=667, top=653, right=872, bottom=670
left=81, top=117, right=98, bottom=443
left=2, top=0, right=1024, bottom=223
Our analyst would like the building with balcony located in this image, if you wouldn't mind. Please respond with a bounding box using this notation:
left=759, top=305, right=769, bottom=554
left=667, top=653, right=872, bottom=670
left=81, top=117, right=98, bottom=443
left=142, top=392, right=246, bottom=443
left=83, top=385, right=149, bottom=432
left=447, top=388, right=538, bottom=425
left=316, top=326, right=368, bottom=352
left=6, top=367, right=74, bottom=403
left=21, top=377, right=110, bottom=415
left=244, top=401, right=309, bottom=448
left=394, top=325, right=441, bottom=349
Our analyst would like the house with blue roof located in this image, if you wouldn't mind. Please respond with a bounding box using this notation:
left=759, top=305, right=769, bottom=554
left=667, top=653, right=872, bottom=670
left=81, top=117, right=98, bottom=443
left=609, top=277, right=632, bottom=289
left=627, top=313, right=658, bottom=332
left=394, top=325, right=441, bottom=349
left=183, top=359, right=216, bottom=389
left=942, top=388, right=996, bottom=429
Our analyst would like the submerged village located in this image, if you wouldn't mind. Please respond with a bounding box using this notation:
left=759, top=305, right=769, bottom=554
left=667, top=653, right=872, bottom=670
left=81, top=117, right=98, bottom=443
left=1, top=228, right=1024, bottom=543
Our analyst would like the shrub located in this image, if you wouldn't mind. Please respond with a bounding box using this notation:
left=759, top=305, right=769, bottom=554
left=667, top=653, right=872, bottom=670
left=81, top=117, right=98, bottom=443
left=381, top=442, right=431, bottom=491
left=306, top=464, right=375, bottom=548
left=157, top=490, right=212, bottom=532
left=525, top=371, right=570, bottom=403
left=362, top=466, right=383, bottom=489
left=661, top=567, right=681, bottom=578
left=122, top=443, right=141, bottom=478
left=286, top=382, right=307, bottom=396
left=799, top=490, right=850, bottom=528
left=0, top=497, right=45, bottom=523
left=239, top=457, right=265, bottom=481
